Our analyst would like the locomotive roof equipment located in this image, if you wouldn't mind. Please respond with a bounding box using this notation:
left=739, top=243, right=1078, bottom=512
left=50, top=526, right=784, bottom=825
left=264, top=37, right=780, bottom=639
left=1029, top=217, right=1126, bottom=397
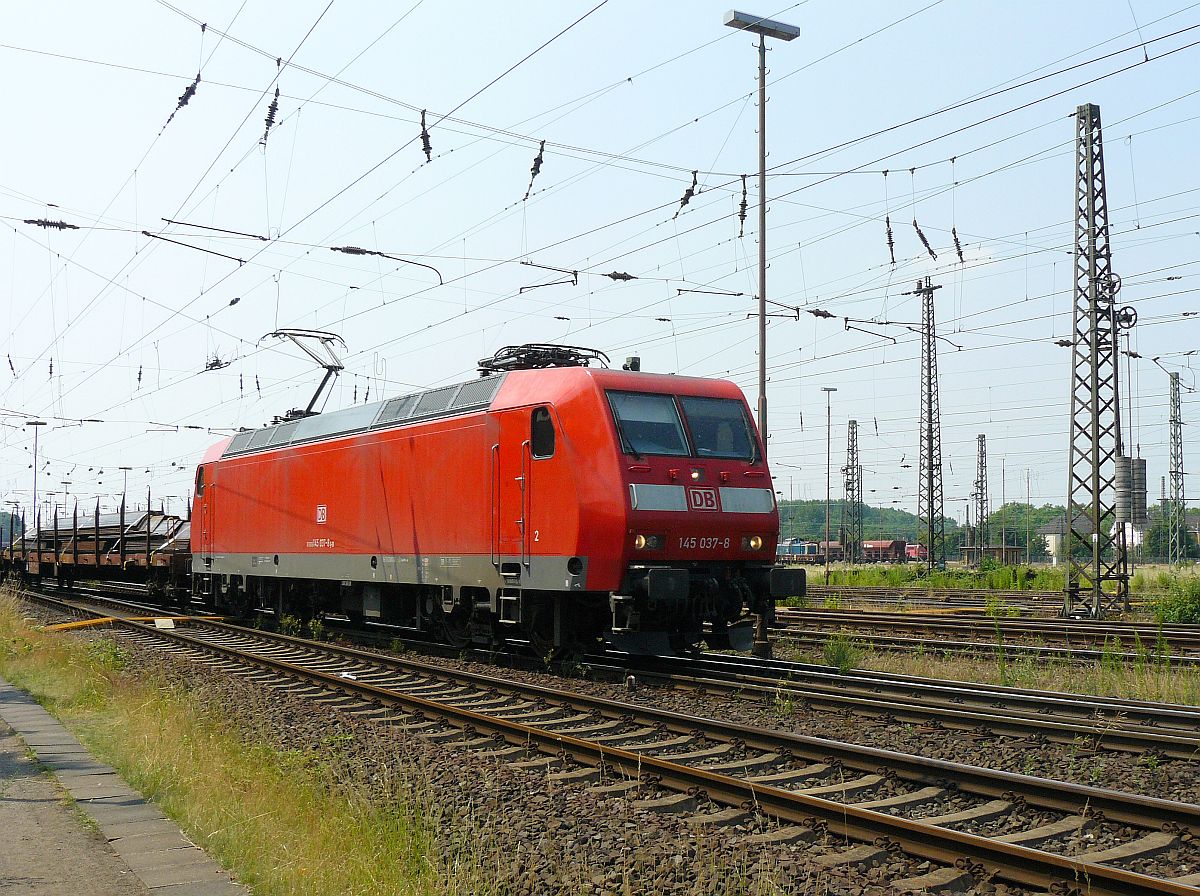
left=477, top=343, right=610, bottom=373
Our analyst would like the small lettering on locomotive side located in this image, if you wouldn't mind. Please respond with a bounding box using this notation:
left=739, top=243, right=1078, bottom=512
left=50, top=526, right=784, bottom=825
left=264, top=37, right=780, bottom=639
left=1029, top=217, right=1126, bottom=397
left=305, top=537, right=335, bottom=549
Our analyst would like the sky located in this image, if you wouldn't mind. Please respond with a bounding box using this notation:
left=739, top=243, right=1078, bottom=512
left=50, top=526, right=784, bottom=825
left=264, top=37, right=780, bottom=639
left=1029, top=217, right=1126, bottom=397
left=1, top=0, right=1198, bottom=525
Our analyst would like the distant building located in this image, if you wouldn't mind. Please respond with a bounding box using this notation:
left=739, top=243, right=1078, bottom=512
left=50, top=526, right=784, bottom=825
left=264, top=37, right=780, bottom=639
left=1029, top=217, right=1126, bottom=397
left=1036, top=513, right=1147, bottom=565
left=1037, top=514, right=1090, bottom=566
left=960, top=544, right=1025, bottom=565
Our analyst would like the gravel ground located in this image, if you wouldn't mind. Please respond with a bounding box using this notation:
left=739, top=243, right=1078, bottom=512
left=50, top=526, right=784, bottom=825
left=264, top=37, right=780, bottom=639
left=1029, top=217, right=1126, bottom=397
left=99, top=633, right=1050, bottom=896
left=11, top=596, right=1189, bottom=895
left=422, top=652, right=1200, bottom=806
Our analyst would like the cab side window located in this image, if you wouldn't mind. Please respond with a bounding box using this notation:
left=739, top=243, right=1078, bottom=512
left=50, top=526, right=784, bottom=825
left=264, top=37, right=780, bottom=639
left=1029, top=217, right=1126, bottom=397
left=531, top=407, right=555, bottom=458
left=195, top=466, right=205, bottom=496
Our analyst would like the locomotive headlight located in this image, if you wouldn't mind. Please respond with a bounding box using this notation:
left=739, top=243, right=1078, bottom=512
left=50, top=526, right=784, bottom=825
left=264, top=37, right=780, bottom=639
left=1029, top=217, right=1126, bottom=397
left=743, top=535, right=764, bottom=551
left=634, top=534, right=647, bottom=549
left=634, top=534, right=664, bottom=550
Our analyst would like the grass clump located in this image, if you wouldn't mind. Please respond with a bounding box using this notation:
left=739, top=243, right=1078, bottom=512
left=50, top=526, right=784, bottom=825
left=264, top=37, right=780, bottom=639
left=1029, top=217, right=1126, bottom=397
left=984, top=592, right=1020, bottom=619
left=822, top=630, right=863, bottom=674
left=784, top=634, right=1200, bottom=705
left=826, top=563, right=1067, bottom=593
left=1149, top=575, right=1200, bottom=624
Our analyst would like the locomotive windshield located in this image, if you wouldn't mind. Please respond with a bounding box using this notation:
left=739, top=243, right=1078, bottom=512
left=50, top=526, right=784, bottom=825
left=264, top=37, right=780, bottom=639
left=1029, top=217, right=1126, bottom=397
left=679, top=396, right=756, bottom=461
left=607, top=392, right=689, bottom=456
left=607, top=391, right=757, bottom=461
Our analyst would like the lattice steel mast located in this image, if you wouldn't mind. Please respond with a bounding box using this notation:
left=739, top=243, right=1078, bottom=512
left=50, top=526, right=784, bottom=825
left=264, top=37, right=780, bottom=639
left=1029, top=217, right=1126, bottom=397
left=1161, top=476, right=1168, bottom=555
left=843, top=419, right=863, bottom=564
left=1169, top=371, right=1186, bottom=565
left=973, top=434, right=989, bottom=565
left=907, top=276, right=945, bottom=571
left=1063, top=103, right=1132, bottom=617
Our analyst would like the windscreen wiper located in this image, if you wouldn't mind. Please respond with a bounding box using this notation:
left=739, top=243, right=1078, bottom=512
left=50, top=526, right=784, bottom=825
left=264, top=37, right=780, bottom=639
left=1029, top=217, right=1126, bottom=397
left=612, top=416, right=643, bottom=460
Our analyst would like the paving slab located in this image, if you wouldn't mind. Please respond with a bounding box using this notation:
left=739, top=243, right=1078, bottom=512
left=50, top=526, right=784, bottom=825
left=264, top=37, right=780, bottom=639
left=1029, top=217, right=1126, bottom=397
left=21, top=732, right=84, bottom=744
left=77, top=799, right=170, bottom=826
left=60, top=774, right=142, bottom=801
left=110, top=830, right=195, bottom=852
left=150, top=882, right=248, bottom=896
left=0, top=677, right=247, bottom=896
left=23, top=743, right=94, bottom=756
left=5, top=721, right=65, bottom=731
left=51, top=762, right=121, bottom=777
left=100, top=817, right=187, bottom=841
left=137, top=860, right=234, bottom=889
left=123, top=847, right=214, bottom=874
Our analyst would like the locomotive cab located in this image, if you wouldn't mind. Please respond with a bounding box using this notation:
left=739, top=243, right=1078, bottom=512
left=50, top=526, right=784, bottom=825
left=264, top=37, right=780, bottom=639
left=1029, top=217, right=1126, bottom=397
left=596, top=377, right=804, bottom=648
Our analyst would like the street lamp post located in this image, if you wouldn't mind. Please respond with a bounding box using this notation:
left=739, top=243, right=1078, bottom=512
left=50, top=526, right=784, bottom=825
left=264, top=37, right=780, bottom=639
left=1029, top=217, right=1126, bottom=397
left=723, top=10, right=800, bottom=459
left=822, top=388, right=837, bottom=584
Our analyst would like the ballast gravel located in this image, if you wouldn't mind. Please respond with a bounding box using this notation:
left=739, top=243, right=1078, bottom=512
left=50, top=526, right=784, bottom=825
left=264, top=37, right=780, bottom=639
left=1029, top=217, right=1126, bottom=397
left=444, top=654, right=1200, bottom=806
left=102, top=636, right=1049, bottom=896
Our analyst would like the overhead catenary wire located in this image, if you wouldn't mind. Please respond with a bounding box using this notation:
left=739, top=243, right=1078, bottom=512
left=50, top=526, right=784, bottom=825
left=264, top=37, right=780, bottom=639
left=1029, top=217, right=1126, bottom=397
left=4, top=5, right=1195, bottom=503
left=8, top=4, right=623, bottom=426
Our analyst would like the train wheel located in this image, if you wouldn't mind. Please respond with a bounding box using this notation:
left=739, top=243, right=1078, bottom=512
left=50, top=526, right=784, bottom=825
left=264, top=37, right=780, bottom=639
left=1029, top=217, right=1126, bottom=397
left=521, top=599, right=566, bottom=662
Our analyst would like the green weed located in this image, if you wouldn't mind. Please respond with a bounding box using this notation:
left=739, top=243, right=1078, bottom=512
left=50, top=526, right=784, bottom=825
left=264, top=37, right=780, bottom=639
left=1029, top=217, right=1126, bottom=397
left=823, top=631, right=862, bottom=675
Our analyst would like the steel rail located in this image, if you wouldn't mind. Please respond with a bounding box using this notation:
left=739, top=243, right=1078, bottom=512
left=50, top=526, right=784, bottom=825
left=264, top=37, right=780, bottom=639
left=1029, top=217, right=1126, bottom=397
left=188, top=619, right=1200, bottom=772
left=806, top=583, right=1066, bottom=599
left=803, top=584, right=1155, bottom=603
left=638, top=650, right=1200, bottom=726
left=107, top=617, right=1200, bottom=896
left=775, top=625, right=1200, bottom=669
left=591, top=654, right=1200, bottom=759
left=778, top=608, right=1199, bottom=647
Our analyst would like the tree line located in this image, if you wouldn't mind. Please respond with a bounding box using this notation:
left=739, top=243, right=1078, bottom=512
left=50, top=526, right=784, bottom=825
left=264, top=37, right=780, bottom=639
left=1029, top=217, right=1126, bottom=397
left=780, top=498, right=1198, bottom=563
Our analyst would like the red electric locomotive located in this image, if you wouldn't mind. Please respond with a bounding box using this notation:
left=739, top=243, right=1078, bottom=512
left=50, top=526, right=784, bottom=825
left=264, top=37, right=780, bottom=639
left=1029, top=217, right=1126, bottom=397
left=191, top=345, right=804, bottom=651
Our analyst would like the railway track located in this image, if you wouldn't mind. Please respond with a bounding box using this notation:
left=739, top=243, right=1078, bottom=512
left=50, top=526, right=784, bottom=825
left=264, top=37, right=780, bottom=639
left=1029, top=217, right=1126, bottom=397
left=22, top=592, right=1200, bottom=895
left=21, top=585, right=1200, bottom=756
left=774, top=607, right=1200, bottom=665
left=29, top=585, right=1200, bottom=756
left=596, top=652, right=1200, bottom=761
left=803, top=584, right=1149, bottom=615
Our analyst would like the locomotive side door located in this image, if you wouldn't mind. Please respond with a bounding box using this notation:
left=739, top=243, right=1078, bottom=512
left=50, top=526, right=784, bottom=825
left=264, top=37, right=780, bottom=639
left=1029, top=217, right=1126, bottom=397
left=492, top=410, right=529, bottom=576
left=197, top=465, right=211, bottom=557
left=194, top=463, right=215, bottom=600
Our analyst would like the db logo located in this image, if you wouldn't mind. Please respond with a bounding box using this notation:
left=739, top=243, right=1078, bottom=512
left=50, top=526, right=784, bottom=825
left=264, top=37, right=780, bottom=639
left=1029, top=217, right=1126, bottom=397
left=316, top=504, right=328, bottom=524
left=687, top=487, right=720, bottom=512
